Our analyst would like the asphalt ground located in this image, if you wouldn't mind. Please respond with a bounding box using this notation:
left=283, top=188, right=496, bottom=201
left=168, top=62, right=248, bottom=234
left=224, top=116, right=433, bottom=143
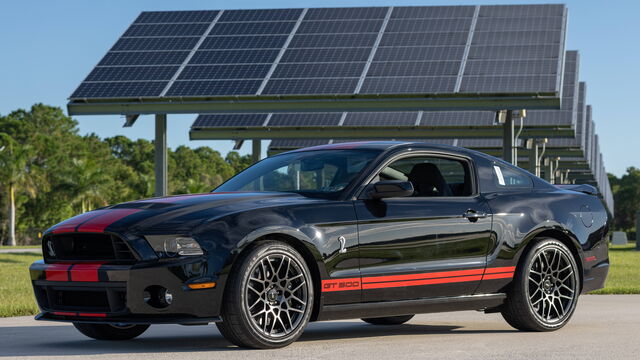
left=0, top=295, right=637, bottom=360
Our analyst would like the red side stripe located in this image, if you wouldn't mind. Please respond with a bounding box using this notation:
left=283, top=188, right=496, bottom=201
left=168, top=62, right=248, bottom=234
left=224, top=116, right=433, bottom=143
left=77, top=209, right=140, bottom=233
left=53, top=311, right=76, bottom=316
left=362, top=268, right=485, bottom=284
left=482, top=272, right=515, bottom=280
left=45, top=264, right=71, bottom=281
left=78, top=313, right=107, bottom=317
left=321, top=266, right=517, bottom=292
left=362, top=274, right=484, bottom=290
left=483, top=266, right=516, bottom=274
left=69, top=263, right=104, bottom=282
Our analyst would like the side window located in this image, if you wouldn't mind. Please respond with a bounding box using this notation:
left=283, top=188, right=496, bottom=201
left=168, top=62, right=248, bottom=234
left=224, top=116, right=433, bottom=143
left=492, top=163, right=533, bottom=188
left=374, top=156, right=473, bottom=197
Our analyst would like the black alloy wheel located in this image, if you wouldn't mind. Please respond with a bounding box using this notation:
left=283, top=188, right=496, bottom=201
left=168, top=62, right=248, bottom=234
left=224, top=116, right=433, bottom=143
left=216, top=241, right=314, bottom=348
left=501, top=238, right=580, bottom=331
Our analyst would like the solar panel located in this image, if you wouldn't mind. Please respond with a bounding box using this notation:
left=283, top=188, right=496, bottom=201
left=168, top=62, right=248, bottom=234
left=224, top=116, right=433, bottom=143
left=344, top=112, right=418, bottom=126
left=268, top=113, right=342, bottom=126
left=70, top=4, right=566, bottom=100
left=193, top=113, right=267, bottom=127
left=523, top=50, right=579, bottom=127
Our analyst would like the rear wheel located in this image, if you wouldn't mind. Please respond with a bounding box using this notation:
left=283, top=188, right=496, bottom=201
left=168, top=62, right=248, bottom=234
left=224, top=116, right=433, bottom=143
left=362, top=315, right=414, bottom=325
left=216, top=241, right=314, bottom=349
left=73, top=323, right=149, bottom=340
left=501, top=238, right=580, bottom=331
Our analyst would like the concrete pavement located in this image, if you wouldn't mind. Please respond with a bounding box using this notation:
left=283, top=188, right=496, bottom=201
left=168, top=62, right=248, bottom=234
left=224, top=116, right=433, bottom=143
left=0, top=295, right=638, bottom=359
left=0, top=248, right=40, bottom=254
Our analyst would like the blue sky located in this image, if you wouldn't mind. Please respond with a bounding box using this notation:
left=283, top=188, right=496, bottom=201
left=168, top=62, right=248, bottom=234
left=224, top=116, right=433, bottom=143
left=1, top=0, right=638, bottom=176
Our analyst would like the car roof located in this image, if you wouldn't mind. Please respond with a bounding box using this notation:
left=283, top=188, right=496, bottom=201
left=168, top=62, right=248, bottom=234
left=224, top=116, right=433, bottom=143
left=286, top=141, right=480, bottom=157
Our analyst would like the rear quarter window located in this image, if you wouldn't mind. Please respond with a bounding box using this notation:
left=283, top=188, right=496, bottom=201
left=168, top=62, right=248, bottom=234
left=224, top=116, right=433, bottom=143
left=492, top=163, right=533, bottom=188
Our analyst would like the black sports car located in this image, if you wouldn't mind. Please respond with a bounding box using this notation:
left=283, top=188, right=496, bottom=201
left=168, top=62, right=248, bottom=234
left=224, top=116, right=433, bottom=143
left=30, top=141, right=610, bottom=348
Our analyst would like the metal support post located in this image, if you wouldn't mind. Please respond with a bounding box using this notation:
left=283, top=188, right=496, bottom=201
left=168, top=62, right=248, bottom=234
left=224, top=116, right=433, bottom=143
left=252, top=139, right=262, bottom=164
left=544, top=157, right=554, bottom=183
left=526, top=139, right=538, bottom=175
left=537, top=139, right=547, bottom=178
left=502, top=110, right=515, bottom=164
left=154, top=114, right=168, bottom=197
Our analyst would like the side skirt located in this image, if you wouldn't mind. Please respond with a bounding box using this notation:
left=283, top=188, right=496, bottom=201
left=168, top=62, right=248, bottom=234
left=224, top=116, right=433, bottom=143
left=317, top=293, right=506, bottom=321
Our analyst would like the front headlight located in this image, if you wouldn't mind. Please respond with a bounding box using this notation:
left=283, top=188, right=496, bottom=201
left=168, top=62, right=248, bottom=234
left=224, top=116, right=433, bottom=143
left=145, top=235, right=204, bottom=258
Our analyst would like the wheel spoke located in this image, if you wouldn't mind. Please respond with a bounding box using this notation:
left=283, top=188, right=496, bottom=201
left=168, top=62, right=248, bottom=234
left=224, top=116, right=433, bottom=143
left=559, top=283, right=575, bottom=293
left=560, top=271, right=574, bottom=282
left=556, top=295, right=565, bottom=315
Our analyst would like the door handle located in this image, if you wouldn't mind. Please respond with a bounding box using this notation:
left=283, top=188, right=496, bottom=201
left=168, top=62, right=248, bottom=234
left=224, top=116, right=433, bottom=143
left=463, top=210, right=488, bottom=222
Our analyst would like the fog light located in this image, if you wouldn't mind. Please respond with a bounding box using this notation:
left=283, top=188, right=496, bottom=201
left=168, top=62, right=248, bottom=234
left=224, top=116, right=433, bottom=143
left=144, top=285, right=173, bottom=309
left=162, top=289, right=173, bottom=305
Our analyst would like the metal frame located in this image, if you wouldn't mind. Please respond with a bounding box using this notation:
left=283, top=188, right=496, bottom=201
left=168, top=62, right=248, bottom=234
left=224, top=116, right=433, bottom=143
left=67, top=94, right=561, bottom=116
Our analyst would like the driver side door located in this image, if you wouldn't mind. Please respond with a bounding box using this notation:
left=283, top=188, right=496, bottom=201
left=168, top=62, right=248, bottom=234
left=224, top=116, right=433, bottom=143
left=354, top=153, right=493, bottom=302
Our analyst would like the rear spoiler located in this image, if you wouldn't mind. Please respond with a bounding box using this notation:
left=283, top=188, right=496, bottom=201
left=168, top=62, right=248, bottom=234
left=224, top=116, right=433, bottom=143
left=555, top=184, right=599, bottom=196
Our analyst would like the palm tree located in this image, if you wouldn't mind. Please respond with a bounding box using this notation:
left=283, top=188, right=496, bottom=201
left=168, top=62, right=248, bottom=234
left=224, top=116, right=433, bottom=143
left=67, top=158, right=110, bottom=213
left=0, top=133, right=34, bottom=246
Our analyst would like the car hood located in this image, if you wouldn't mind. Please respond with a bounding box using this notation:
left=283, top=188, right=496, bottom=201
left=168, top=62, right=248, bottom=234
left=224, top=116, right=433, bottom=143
left=45, top=192, right=325, bottom=235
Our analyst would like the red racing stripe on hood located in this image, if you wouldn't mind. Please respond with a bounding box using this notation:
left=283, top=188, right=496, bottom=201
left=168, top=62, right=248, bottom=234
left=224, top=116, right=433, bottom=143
left=76, top=209, right=141, bottom=233
left=51, top=212, right=104, bottom=234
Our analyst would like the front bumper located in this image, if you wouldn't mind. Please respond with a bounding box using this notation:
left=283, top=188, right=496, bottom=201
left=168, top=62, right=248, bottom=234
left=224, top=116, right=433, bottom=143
left=30, top=258, right=224, bottom=324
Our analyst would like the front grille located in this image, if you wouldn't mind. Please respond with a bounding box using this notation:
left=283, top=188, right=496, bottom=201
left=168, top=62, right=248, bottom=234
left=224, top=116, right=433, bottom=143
left=34, top=283, right=127, bottom=313
left=43, top=233, right=137, bottom=263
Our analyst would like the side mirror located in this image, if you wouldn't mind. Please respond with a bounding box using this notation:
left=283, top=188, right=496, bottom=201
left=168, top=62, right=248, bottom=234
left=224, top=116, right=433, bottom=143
left=368, top=180, right=414, bottom=199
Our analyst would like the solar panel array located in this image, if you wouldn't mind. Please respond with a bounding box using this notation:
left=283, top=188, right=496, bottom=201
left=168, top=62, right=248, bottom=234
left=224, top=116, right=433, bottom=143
left=70, top=4, right=566, bottom=99
left=192, top=50, right=577, bottom=130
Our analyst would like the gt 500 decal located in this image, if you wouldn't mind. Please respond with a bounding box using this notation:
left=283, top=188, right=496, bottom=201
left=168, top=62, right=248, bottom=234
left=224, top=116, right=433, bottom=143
left=321, top=267, right=515, bottom=292
left=322, top=278, right=362, bottom=292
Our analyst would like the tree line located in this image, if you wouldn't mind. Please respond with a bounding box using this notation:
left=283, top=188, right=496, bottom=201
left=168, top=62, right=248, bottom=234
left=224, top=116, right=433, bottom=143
left=0, top=104, right=251, bottom=245
left=1, top=104, right=639, bottom=245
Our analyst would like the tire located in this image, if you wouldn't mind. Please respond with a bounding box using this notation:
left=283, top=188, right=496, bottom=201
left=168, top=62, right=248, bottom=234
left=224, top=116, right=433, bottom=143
left=73, top=323, right=149, bottom=340
left=216, top=241, right=314, bottom=349
left=362, top=315, right=414, bottom=325
left=501, top=238, right=580, bottom=331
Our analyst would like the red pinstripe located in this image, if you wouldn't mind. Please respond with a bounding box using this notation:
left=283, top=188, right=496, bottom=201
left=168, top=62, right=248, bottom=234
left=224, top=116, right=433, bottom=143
left=482, top=272, right=515, bottom=280
left=362, top=268, right=485, bottom=284
left=322, top=266, right=516, bottom=293
left=362, top=274, right=484, bottom=290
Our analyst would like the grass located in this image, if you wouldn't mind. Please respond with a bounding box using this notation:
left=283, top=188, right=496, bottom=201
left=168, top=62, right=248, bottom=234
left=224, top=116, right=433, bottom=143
left=590, top=242, right=640, bottom=294
left=0, top=243, right=637, bottom=317
left=0, top=253, right=40, bottom=317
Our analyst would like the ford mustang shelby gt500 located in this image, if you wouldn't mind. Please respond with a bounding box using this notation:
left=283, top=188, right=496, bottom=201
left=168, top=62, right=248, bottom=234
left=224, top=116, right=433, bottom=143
left=30, top=141, right=610, bottom=348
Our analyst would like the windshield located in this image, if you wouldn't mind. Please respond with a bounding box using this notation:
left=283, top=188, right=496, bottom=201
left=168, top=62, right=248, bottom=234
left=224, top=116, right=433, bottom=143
left=214, top=149, right=381, bottom=198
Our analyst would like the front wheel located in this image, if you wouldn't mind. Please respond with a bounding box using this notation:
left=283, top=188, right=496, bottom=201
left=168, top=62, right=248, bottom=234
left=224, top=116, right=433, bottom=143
left=73, top=323, right=149, bottom=340
left=362, top=315, right=414, bottom=325
left=216, top=241, right=314, bottom=349
left=501, top=238, right=580, bottom=331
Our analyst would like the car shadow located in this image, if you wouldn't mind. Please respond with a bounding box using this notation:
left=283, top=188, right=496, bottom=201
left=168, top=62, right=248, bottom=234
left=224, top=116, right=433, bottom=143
left=0, top=321, right=516, bottom=356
